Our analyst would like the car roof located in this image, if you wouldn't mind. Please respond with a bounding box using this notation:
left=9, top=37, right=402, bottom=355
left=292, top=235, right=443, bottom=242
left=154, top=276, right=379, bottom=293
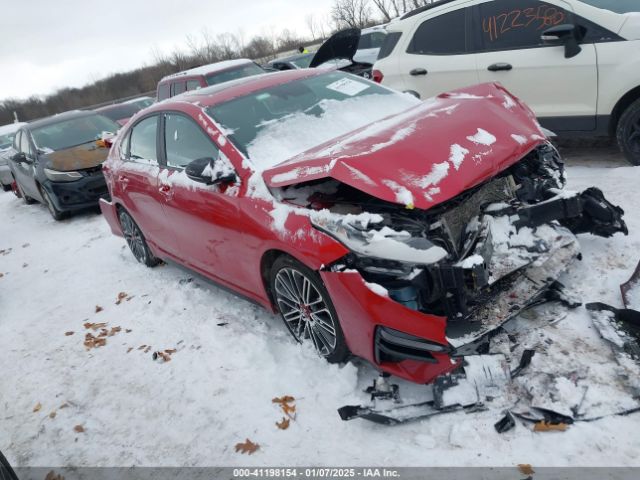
left=155, top=69, right=324, bottom=110
left=159, top=59, right=255, bottom=83
left=400, top=0, right=458, bottom=20
left=0, top=122, right=27, bottom=135
left=27, top=110, right=98, bottom=130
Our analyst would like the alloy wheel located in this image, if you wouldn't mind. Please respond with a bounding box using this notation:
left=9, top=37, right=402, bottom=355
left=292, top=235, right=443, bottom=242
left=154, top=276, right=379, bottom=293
left=119, top=211, right=148, bottom=264
left=629, top=115, right=640, bottom=154
left=274, top=267, right=338, bottom=357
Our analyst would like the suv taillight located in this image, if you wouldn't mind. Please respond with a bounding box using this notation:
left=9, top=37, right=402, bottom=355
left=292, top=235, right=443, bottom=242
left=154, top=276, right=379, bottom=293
left=372, top=69, right=384, bottom=84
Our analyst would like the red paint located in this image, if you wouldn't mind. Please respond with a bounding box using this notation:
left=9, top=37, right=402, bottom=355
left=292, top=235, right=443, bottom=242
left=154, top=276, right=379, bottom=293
left=100, top=72, right=542, bottom=384
left=372, top=69, right=384, bottom=83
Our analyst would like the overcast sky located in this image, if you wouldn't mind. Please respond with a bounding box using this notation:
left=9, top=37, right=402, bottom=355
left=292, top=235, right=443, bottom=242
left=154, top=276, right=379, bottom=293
left=0, top=0, right=334, bottom=101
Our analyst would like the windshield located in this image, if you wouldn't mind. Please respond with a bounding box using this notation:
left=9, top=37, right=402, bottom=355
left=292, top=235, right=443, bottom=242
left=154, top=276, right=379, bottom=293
left=0, top=133, right=16, bottom=150
left=579, top=1, right=639, bottom=13
left=207, top=71, right=420, bottom=170
left=129, top=98, right=154, bottom=109
left=32, top=114, right=120, bottom=151
left=97, top=103, right=142, bottom=122
left=206, top=63, right=265, bottom=86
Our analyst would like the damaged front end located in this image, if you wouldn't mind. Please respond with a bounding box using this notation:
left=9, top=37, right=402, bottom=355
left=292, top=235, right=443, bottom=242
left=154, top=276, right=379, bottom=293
left=273, top=142, right=626, bottom=392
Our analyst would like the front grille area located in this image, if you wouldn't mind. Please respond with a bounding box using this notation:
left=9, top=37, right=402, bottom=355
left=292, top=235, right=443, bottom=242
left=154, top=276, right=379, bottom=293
left=441, top=176, right=516, bottom=253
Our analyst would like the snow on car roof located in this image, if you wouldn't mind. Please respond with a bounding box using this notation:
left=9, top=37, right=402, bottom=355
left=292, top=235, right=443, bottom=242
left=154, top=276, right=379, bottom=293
left=164, top=69, right=323, bottom=108
left=0, top=122, right=26, bottom=135
left=160, top=59, right=255, bottom=82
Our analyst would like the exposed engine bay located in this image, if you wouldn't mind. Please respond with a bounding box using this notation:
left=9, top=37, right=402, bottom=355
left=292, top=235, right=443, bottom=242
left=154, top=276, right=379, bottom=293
left=273, top=142, right=627, bottom=357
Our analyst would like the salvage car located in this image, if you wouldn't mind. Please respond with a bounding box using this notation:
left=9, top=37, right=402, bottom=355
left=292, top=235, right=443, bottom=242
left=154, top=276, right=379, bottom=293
left=267, top=52, right=315, bottom=71
left=9, top=110, right=119, bottom=220
left=372, top=0, right=640, bottom=165
left=0, top=122, right=26, bottom=191
left=100, top=70, right=627, bottom=399
left=156, top=59, right=266, bottom=101
left=94, top=98, right=152, bottom=126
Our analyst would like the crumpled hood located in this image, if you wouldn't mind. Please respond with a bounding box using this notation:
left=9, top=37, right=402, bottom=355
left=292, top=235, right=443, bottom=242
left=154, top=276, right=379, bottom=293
left=262, top=83, right=546, bottom=210
left=47, top=142, right=110, bottom=172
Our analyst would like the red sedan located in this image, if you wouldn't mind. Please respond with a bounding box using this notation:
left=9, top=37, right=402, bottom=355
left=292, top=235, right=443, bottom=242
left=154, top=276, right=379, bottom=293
left=100, top=69, right=626, bottom=385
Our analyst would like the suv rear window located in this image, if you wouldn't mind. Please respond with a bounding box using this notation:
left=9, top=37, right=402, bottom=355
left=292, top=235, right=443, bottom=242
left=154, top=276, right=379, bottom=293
left=377, top=32, right=402, bottom=60
left=157, top=84, right=170, bottom=101
left=407, top=9, right=467, bottom=55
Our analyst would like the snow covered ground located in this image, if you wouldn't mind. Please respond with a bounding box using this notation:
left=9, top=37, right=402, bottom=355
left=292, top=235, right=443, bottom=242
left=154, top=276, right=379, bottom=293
left=1, top=153, right=640, bottom=468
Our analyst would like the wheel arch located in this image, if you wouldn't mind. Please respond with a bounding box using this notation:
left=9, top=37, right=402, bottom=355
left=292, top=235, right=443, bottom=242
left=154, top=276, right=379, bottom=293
left=260, top=249, right=291, bottom=311
left=610, top=85, right=640, bottom=136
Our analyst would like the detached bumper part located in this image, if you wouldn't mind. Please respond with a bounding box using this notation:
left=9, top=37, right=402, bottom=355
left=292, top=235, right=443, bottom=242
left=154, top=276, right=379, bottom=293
left=375, top=326, right=449, bottom=364
left=515, top=187, right=628, bottom=238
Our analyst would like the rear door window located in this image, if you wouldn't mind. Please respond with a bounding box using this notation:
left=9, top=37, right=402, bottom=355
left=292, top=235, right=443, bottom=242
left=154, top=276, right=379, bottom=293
left=163, top=113, right=220, bottom=168
left=407, top=8, right=468, bottom=55
left=129, top=116, right=158, bottom=162
left=171, top=81, right=187, bottom=97
left=477, top=0, right=570, bottom=51
left=157, top=84, right=170, bottom=101
left=186, top=79, right=201, bottom=91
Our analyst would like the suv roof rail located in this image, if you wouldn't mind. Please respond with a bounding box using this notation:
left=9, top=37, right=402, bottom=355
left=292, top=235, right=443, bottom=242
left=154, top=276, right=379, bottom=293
left=400, top=0, right=458, bottom=20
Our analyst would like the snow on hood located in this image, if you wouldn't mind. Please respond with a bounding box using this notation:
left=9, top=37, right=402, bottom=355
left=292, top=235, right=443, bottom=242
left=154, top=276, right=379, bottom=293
left=263, top=83, right=545, bottom=210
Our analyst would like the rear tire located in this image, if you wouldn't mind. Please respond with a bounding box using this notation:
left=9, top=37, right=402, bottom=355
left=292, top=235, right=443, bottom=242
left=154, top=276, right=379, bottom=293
left=118, top=209, right=160, bottom=267
left=39, top=185, right=68, bottom=221
left=616, top=98, right=640, bottom=166
left=270, top=255, right=349, bottom=364
left=1, top=184, right=11, bottom=192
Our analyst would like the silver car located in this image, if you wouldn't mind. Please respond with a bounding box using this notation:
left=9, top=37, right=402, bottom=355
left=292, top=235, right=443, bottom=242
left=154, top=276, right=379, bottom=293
left=0, top=122, right=26, bottom=191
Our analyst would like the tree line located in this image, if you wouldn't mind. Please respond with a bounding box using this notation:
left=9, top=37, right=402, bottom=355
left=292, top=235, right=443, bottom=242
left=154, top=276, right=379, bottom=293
left=0, top=0, right=435, bottom=126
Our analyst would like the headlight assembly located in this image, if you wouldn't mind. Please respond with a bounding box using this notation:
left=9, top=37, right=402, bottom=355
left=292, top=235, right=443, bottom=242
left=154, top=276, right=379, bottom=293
left=310, top=211, right=448, bottom=265
left=44, top=168, right=83, bottom=182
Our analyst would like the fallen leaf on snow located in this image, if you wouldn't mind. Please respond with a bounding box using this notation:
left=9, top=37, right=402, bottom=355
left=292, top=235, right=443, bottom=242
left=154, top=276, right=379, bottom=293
left=115, top=292, right=130, bottom=305
left=22, top=243, right=30, bottom=248
left=33, top=402, right=42, bottom=413
left=65, top=331, right=74, bottom=336
left=235, top=439, right=259, bottom=455
left=59, top=403, right=69, bottom=409
left=138, top=345, right=147, bottom=350
left=95, top=305, right=103, bottom=313
left=45, top=471, right=64, bottom=480
left=73, top=425, right=85, bottom=433
left=84, top=322, right=107, bottom=331
left=518, top=464, right=535, bottom=475
left=0, top=273, right=4, bottom=278
left=534, top=421, right=568, bottom=432
left=84, top=333, right=107, bottom=350
left=125, top=329, right=132, bottom=333
left=276, top=417, right=290, bottom=430
left=272, top=395, right=296, bottom=419
left=49, top=411, right=57, bottom=419
left=22, top=263, right=28, bottom=268
left=127, top=347, right=133, bottom=353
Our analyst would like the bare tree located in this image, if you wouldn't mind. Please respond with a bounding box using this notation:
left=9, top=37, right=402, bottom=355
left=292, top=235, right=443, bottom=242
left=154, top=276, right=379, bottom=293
left=331, top=0, right=373, bottom=29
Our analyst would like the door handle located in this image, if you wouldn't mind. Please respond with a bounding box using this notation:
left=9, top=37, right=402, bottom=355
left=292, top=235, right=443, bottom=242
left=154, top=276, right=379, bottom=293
left=488, top=63, right=513, bottom=72
left=410, top=68, right=428, bottom=76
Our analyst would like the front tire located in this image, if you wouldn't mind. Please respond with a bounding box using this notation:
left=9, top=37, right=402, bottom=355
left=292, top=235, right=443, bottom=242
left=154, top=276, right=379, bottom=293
left=270, top=255, right=349, bottom=363
left=118, top=209, right=160, bottom=267
left=1, top=184, right=11, bottom=192
left=39, top=186, right=67, bottom=221
left=616, top=98, right=640, bottom=166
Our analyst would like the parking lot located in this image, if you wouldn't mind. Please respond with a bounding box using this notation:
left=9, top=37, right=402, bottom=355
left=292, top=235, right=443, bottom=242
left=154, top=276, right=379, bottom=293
left=1, top=142, right=639, bottom=468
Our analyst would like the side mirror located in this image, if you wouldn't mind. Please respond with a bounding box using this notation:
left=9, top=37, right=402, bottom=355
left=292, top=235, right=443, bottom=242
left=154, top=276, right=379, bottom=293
left=185, top=157, right=236, bottom=185
left=541, top=24, right=585, bottom=59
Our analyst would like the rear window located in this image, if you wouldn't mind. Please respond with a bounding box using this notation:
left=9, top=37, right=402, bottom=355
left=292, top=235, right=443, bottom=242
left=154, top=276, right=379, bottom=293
left=578, top=1, right=639, bottom=13
left=97, top=103, right=142, bottom=122
left=358, top=31, right=387, bottom=49
left=206, top=63, right=264, bottom=86
left=378, top=31, right=402, bottom=60
left=0, top=133, right=16, bottom=150
left=32, top=114, right=120, bottom=151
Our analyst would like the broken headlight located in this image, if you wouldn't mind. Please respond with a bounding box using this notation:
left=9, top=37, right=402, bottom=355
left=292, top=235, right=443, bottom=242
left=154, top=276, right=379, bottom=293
left=310, top=211, right=448, bottom=265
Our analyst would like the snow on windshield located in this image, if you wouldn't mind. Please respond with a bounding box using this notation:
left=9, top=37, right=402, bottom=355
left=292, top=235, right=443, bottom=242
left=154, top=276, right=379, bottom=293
left=246, top=94, right=418, bottom=170
left=208, top=72, right=420, bottom=171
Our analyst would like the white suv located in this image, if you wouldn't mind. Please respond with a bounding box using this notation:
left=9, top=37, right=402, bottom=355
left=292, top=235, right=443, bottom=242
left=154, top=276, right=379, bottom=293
left=373, top=0, right=640, bottom=164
